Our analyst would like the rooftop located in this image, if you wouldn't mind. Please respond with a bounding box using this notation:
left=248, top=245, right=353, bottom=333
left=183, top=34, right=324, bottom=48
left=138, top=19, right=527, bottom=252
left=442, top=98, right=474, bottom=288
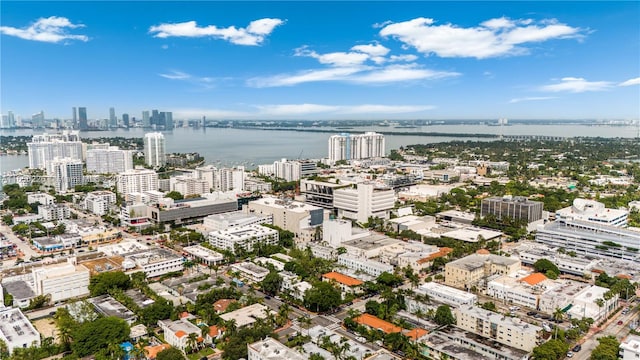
left=0, top=307, right=40, bottom=346
left=213, top=299, right=237, bottom=313
left=447, top=253, right=519, bottom=271
left=354, top=314, right=402, bottom=334
left=250, top=197, right=323, bottom=213
left=521, top=272, right=548, bottom=286
left=182, top=245, right=224, bottom=262
left=220, top=303, right=272, bottom=328
left=322, top=271, right=363, bottom=287
left=248, top=338, right=306, bottom=360
left=88, top=295, right=137, bottom=321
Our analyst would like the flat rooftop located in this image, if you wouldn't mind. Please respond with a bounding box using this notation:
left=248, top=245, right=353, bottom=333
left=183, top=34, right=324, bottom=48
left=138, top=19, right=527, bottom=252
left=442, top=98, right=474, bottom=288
left=183, top=245, right=224, bottom=262
left=209, top=224, right=277, bottom=239
left=250, top=197, right=323, bottom=213
left=342, top=234, right=401, bottom=251
left=89, top=295, right=136, bottom=321
left=442, top=227, right=503, bottom=243
left=248, top=338, right=306, bottom=360
left=220, top=303, right=272, bottom=327
left=447, top=253, right=519, bottom=271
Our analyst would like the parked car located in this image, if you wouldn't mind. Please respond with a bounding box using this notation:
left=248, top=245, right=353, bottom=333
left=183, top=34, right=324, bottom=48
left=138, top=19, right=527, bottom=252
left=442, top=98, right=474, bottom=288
left=618, top=320, right=624, bottom=325
left=572, top=344, right=581, bottom=352
left=566, top=351, right=574, bottom=358
left=527, top=311, right=537, bottom=316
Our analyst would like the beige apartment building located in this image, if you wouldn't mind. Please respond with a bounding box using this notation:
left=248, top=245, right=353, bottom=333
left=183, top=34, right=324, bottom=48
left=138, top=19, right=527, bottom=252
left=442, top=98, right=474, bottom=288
left=444, top=250, right=520, bottom=290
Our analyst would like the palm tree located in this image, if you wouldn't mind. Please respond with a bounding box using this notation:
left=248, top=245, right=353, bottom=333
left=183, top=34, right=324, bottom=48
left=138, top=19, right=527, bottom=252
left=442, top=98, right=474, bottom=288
left=186, top=332, right=199, bottom=354
left=53, top=308, right=74, bottom=351
left=297, top=315, right=313, bottom=336
left=552, top=308, right=564, bottom=322
left=595, top=298, right=605, bottom=321
left=0, top=339, right=8, bottom=359
left=129, top=344, right=146, bottom=360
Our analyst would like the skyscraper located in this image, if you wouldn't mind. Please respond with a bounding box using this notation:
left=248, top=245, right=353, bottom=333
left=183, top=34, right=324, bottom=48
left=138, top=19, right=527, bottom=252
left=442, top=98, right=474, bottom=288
left=161, top=111, right=173, bottom=129
left=122, top=113, right=130, bottom=128
left=31, top=111, right=45, bottom=128
left=27, top=131, right=83, bottom=171
left=151, top=109, right=160, bottom=126
left=144, top=132, right=166, bottom=167
left=50, top=158, right=84, bottom=192
left=109, top=107, right=117, bottom=128
left=72, top=107, right=77, bottom=128
left=142, top=111, right=150, bottom=128
left=328, top=132, right=385, bottom=164
left=78, top=107, right=88, bottom=130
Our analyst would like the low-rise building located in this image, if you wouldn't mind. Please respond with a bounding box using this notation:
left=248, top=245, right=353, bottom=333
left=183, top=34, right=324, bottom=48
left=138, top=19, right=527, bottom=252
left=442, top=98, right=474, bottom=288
left=421, top=325, right=528, bottom=360
left=247, top=197, right=326, bottom=242
left=88, top=295, right=137, bottom=324
left=209, top=224, right=278, bottom=254
left=149, top=194, right=238, bottom=225
left=122, top=248, right=184, bottom=278
left=220, top=303, right=272, bottom=328
left=247, top=337, right=306, bottom=360
left=158, top=318, right=205, bottom=351
left=230, top=262, right=269, bottom=282
left=203, top=211, right=271, bottom=232
left=556, top=198, right=628, bottom=227
left=566, top=285, right=619, bottom=322
left=32, top=233, right=81, bottom=252
left=322, top=271, right=363, bottom=297
left=0, top=307, right=41, bottom=354
left=620, top=334, right=640, bottom=360
left=32, top=258, right=90, bottom=303
left=354, top=313, right=402, bottom=334
left=410, top=282, right=477, bottom=310
left=27, top=192, right=55, bottom=206
left=337, top=254, right=394, bottom=277
left=38, top=204, right=70, bottom=221
left=445, top=251, right=520, bottom=290
left=182, top=245, right=224, bottom=266
left=84, top=191, right=117, bottom=216
left=454, top=305, right=542, bottom=352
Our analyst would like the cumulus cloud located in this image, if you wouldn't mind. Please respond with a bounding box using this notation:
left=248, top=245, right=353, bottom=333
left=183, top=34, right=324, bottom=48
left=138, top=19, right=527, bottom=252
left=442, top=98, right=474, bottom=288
left=509, top=96, right=556, bottom=104
left=540, top=77, right=613, bottom=93
left=379, top=16, right=583, bottom=58
left=350, top=64, right=458, bottom=84
left=619, top=77, right=640, bottom=87
left=0, top=16, right=88, bottom=43
left=148, top=18, right=283, bottom=45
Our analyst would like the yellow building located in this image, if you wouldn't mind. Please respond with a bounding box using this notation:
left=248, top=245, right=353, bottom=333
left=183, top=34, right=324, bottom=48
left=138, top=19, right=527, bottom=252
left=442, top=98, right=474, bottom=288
left=444, top=250, right=520, bottom=290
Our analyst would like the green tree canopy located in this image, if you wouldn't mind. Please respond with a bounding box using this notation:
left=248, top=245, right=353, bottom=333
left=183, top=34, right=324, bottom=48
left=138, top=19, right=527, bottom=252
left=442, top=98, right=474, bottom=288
left=533, top=259, right=560, bottom=278
left=304, top=282, right=342, bottom=313
left=532, top=339, right=569, bottom=360
left=88, top=271, right=132, bottom=296
left=165, top=191, right=184, bottom=200
left=156, top=346, right=185, bottom=360
left=591, top=336, right=620, bottom=360
left=261, top=271, right=283, bottom=295
left=71, top=316, right=130, bottom=357
left=434, top=305, right=456, bottom=326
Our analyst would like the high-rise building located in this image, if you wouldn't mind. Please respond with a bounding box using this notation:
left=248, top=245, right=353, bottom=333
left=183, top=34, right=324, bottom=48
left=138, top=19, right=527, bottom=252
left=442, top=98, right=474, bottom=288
left=122, top=113, right=130, bottom=128
left=328, top=132, right=385, bottom=164
left=163, top=111, right=173, bottom=129
left=1, top=111, right=16, bottom=129
left=480, top=196, right=544, bottom=223
left=50, top=158, right=84, bottom=192
left=27, top=131, right=83, bottom=170
left=333, top=183, right=395, bottom=223
left=151, top=109, right=160, bottom=126
left=72, top=107, right=77, bottom=128
left=86, top=147, right=134, bottom=174
left=144, top=132, right=166, bottom=167
left=142, top=111, right=150, bottom=128
left=31, top=111, right=45, bottom=128
left=78, top=107, right=88, bottom=130
left=116, top=169, right=159, bottom=195
left=270, top=158, right=318, bottom=181
left=109, top=107, right=117, bottom=128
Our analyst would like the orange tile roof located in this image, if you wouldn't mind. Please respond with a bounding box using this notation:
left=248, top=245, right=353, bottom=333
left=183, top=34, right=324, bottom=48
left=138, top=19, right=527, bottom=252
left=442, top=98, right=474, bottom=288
left=521, top=272, right=548, bottom=286
left=213, top=299, right=237, bottom=313
left=144, top=344, right=171, bottom=359
left=404, top=328, right=429, bottom=340
left=354, top=314, right=402, bottom=334
left=179, top=312, right=191, bottom=319
left=418, top=247, right=453, bottom=264
left=476, top=249, right=490, bottom=255
left=616, top=273, right=632, bottom=280
left=322, top=271, right=363, bottom=287
left=175, top=330, right=187, bottom=338
left=209, top=325, right=223, bottom=337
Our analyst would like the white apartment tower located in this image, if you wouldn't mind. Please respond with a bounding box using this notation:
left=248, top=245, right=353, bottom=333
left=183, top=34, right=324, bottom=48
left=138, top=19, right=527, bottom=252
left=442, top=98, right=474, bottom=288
left=116, top=169, right=159, bottom=197
left=144, top=132, right=166, bottom=167
left=86, top=147, right=134, bottom=174
left=328, top=132, right=385, bottom=164
left=333, top=183, right=395, bottom=223
left=50, top=158, right=84, bottom=192
left=27, top=131, right=83, bottom=170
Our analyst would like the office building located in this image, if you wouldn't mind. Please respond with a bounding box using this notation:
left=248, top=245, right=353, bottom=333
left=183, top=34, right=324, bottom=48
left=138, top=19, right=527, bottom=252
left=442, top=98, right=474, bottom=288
left=86, top=146, right=134, bottom=174
left=328, top=132, right=385, bottom=164
left=27, top=131, right=83, bottom=170
left=333, top=183, right=395, bottom=223
left=148, top=194, right=238, bottom=224
left=455, top=305, right=542, bottom=352
left=32, top=259, right=90, bottom=303
left=247, top=197, right=326, bottom=242
left=555, top=198, right=628, bottom=227
left=78, top=107, right=88, bottom=130
left=116, top=169, right=159, bottom=197
left=50, top=158, right=84, bottom=192
left=31, top=111, right=45, bottom=128
left=1, top=111, right=16, bottom=129
left=536, top=218, right=640, bottom=262
left=566, top=285, right=619, bottom=322
left=109, top=107, right=117, bottom=128
left=444, top=251, right=520, bottom=289
left=209, top=224, right=278, bottom=254
left=300, top=179, right=349, bottom=209
left=142, top=111, right=150, bottom=128
left=480, top=196, right=544, bottom=223
left=122, top=248, right=184, bottom=278
left=144, top=132, right=166, bottom=167
left=122, top=113, right=130, bottom=128
left=0, top=307, right=40, bottom=354
left=72, top=107, right=77, bottom=128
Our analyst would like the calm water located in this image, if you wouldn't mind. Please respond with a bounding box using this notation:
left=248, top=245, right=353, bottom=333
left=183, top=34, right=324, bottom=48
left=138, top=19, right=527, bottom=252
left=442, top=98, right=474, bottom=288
left=1, top=124, right=637, bottom=173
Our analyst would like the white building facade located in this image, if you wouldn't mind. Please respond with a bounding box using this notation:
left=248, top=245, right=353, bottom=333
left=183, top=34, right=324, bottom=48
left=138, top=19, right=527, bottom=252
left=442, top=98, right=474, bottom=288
left=143, top=132, right=166, bottom=167
left=86, top=147, right=134, bottom=174
left=333, top=183, right=395, bottom=223
left=116, top=169, right=159, bottom=198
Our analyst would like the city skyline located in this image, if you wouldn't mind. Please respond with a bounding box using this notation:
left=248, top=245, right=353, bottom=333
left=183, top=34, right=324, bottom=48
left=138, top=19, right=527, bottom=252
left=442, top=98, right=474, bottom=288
left=1, top=1, right=639, bottom=120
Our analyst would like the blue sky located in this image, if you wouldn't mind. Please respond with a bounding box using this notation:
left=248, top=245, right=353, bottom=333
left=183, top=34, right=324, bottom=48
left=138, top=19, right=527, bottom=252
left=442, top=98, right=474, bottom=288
left=1, top=1, right=639, bottom=121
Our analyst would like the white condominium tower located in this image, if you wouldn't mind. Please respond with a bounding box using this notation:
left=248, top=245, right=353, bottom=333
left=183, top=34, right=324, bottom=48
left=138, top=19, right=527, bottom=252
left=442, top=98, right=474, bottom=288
left=116, top=169, right=159, bottom=195
left=27, top=131, right=83, bottom=170
left=86, top=147, right=134, bottom=174
left=328, top=132, right=385, bottom=164
left=144, top=132, right=166, bottom=167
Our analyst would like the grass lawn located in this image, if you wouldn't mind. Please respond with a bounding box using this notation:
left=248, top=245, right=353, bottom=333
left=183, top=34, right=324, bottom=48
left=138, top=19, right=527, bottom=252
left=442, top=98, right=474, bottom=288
left=186, top=346, right=215, bottom=360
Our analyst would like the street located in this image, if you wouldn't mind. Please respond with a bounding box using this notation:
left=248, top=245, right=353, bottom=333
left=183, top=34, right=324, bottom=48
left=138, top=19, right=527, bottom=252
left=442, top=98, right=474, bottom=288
left=573, top=303, right=638, bottom=360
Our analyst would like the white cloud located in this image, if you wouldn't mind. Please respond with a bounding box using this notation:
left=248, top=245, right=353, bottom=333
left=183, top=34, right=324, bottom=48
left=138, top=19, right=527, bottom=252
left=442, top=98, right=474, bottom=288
left=295, top=47, right=371, bottom=67
left=540, top=77, right=613, bottom=93
left=389, top=54, right=418, bottom=62
left=159, top=70, right=217, bottom=89
left=247, top=65, right=458, bottom=87
left=619, top=77, right=640, bottom=87
left=509, top=96, right=557, bottom=103
left=379, top=16, right=582, bottom=58
left=350, top=43, right=390, bottom=57
left=148, top=18, right=283, bottom=46
left=339, top=104, right=435, bottom=114
left=256, top=104, right=340, bottom=115
left=0, top=16, right=88, bottom=43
